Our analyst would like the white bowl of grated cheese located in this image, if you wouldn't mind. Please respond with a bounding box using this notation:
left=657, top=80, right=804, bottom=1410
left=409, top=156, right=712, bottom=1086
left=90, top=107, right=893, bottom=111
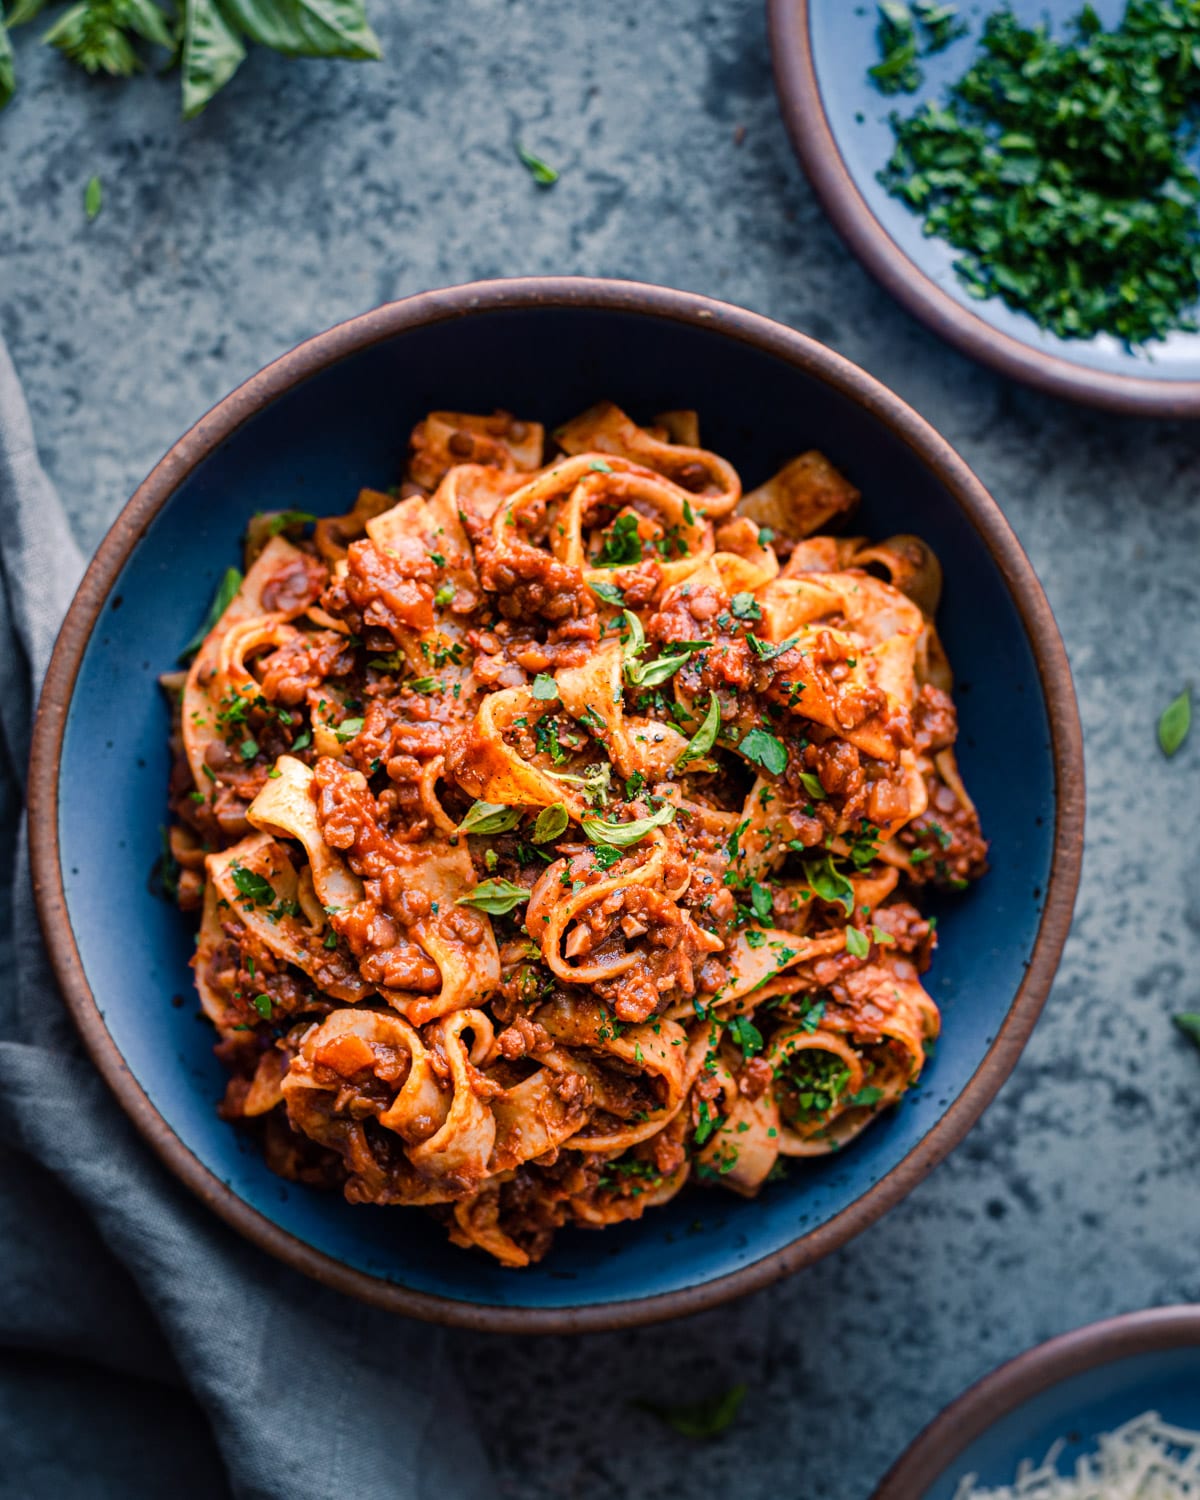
left=875, top=1308, right=1200, bottom=1500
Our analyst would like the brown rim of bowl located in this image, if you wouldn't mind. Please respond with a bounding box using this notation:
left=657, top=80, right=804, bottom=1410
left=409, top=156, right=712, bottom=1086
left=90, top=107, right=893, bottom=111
left=28, top=275, right=1085, bottom=1334
left=767, top=0, right=1200, bottom=419
left=874, top=1305, right=1200, bottom=1496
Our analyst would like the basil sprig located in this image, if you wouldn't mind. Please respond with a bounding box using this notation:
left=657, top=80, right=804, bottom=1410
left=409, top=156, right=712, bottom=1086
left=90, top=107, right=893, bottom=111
left=459, top=800, right=522, bottom=837
left=676, top=692, right=721, bottom=769
left=179, top=565, right=241, bottom=662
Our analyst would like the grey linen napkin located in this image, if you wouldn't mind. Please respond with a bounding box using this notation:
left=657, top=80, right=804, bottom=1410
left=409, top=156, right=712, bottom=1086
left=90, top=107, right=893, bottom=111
left=0, top=338, right=492, bottom=1500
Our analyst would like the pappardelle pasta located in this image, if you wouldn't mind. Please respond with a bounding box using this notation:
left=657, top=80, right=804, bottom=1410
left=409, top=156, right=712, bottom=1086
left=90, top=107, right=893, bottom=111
left=162, top=402, right=987, bottom=1266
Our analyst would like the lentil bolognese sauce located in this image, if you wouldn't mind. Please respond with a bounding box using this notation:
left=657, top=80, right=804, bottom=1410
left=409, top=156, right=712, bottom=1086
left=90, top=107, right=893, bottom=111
left=161, top=402, right=987, bottom=1267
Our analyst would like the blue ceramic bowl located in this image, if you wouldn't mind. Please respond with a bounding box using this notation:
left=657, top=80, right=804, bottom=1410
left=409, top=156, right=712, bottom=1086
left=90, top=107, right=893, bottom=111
left=876, top=1307, right=1200, bottom=1497
left=770, top=0, right=1200, bottom=415
left=29, top=278, right=1083, bottom=1330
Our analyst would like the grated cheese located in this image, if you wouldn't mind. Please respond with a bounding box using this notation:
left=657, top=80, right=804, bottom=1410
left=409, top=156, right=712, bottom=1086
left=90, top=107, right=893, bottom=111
left=954, top=1413, right=1200, bottom=1500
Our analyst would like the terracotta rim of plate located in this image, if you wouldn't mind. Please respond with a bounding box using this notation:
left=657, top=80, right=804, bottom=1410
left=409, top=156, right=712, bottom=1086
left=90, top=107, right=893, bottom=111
left=874, top=1304, right=1200, bottom=1496
left=767, top=0, right=1200, bottom=418
left=28, top=275, right=1085, bottom=1333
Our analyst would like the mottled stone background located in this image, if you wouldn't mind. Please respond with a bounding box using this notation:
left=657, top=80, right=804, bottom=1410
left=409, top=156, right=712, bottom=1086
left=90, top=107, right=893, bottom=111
left=4, top=1, right=1199, bottom=1495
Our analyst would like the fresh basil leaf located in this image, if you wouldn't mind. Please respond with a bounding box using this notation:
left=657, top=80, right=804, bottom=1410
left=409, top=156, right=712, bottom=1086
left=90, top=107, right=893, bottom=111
left=83, top=173, right=103, bottom=219
left=739, top=728, right=787, bottom=776
left=406, top=676, right=440, bottom=693
left=291, top=727, right=312, bottom=751
left=220, top=0, right=381, bottom=58
left=181, top=0, right=246, bottom=118
left=531, top=673, right=559, bottom=701
left=677, top=691, right=721, bottom=769
left=532, top=803, right=569, bottom=844
left=515, top=141, right=559, bottom=185
left=626, top=641, right=711, bottom=690
left=252, top=993, right=273, bottom=1019
left=728, top=1014, right=763, bottom=1059
left=635, top=1384, right=746, bottom=1439
left=459, top=800, right=522, bottom=836
left=581, top=803, right=675, bottom=849
left=798, top=770, right=826, bottom=801
left=178, top=565, right=242, bottom=662
left=620, top=608, right=646, bottom=664
left=456, top=878, right=530, bottom=915
left=803, top=853, right=855, bottom=915
left=335, top=716, right=364, bottom=743
left=746, top=632, right=799, bottom=662
left=1159, top=688, right=1191, bottom=757
left=845, top=927, right=870, bottom=959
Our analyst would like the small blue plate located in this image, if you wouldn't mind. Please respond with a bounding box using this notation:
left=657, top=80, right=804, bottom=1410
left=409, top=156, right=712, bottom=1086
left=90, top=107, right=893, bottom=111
left=770, top=0, right=1200, bottom=415
left=29, top=278, right=1083, bottom=1331
left=877, top=1307, right=1200, bottom=1496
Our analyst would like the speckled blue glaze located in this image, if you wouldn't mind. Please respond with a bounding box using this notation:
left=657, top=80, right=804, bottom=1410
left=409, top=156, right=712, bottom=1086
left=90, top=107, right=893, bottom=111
left=929, top=1348, right=1200, bottom=1497
left=809, top=0, right=1200, bottom=383
left=57, top=303, right=1055, bottom=1313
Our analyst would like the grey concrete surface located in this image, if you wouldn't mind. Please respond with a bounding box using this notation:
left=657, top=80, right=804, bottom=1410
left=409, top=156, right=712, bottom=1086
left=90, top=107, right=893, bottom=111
left=5, top=1, right=1200, bottom=1495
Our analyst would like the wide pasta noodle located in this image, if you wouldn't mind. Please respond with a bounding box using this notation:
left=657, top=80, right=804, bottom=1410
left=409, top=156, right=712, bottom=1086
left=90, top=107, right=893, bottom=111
left=162, top=400, right=987, bottom=1265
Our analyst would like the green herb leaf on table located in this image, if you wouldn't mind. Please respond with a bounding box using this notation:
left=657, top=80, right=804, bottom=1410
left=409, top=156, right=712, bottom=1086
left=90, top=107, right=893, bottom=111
left=515, top=141, right=558, bottom=186
left=458, top=800, right=522, bottom=837
left=178, top=565, right=242, bottom=662
left=581, top=803, right=675, bottom=849
left=456, top=878, right=530, bottom=916
left=1158, top=687, right=1191, bottom=758
left=1174, top=1013, right=1200, bottom=1052
left=869, top=1, right=922, bottom=95
left=532, top=803, right=569, bottom=844
left=635, top=1383, right=747, bottom=1440
left=84, top=173, right=102, bottom=220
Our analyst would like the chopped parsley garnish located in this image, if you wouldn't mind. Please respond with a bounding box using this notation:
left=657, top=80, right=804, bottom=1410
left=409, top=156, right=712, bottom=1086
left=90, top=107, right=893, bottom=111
left=1175, top=1013, right=1200, bottom=1051
left=335, top=717, right=364, bottom=743
left=729, top=591, right=762, bottom=621
left=739, top=727, right=788, bottom=777
left=676, top=691, right=721, bottom=769
left=870, top=1, right=966, bottom=95
left=589, top=458, right=613, bottom=473
left=881, top=2, right=1200, bottom=346
left=596, top=512, right=643, bottom=568
left=264, top=509, right=317, bottom=537
left=802, top=853, right=855, bottom=915
left=531, top=673, right=560, bottom=701
left=588, top=580, right=625, bottom=607
left=797, top=771, right=825, bottom=801
left=239, top=738, right=258, bottom=761
left=230, top=864, right=274, bottom=905
left=847, top=1085, right=885, bottom=1108
left=434, top=583, right=455, bottom=607
left=251, top=993, right=273, bottom=1019
left=845, top=927, right=870, bottom=959
left=728, top=1014, right=764, bottom=1059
